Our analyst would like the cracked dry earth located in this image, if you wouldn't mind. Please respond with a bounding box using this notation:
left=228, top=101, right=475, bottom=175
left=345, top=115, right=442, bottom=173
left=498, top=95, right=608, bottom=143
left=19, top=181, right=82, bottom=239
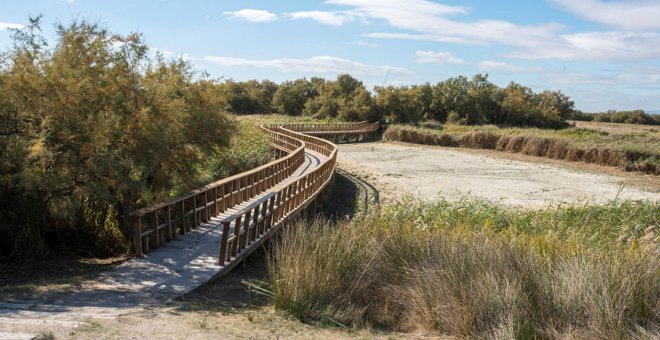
left=337, top=142, right=660, bottom=207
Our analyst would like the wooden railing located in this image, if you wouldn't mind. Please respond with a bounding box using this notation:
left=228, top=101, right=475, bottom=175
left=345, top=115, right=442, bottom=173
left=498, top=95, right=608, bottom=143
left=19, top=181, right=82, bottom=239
left=130, top=130, right=305, bottom=255
left=217, top=126, right=337, bottom=267
left=130, top=121, right=372, bottom=271
left=263, top=121, right=379, bottom=135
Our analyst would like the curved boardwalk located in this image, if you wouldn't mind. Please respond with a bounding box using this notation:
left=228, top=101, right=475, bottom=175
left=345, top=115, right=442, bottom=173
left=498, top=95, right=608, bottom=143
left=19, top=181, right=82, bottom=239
left=0, top=122, right=379, bottom=338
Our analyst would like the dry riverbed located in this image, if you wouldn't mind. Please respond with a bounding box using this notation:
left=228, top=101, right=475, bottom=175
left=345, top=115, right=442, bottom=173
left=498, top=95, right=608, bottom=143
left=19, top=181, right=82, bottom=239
left=338, top=142, right=660, bottom=207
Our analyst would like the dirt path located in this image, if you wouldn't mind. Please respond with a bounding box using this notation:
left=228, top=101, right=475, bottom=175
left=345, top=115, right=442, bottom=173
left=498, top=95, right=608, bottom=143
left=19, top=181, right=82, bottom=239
left=338, top=142, right=660, bottom=207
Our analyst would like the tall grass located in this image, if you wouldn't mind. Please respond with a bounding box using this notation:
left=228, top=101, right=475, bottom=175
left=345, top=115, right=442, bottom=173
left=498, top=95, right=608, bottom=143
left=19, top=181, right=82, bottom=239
left=383, top=124, right=660, bottom=174
left=268, top=199, right=660, bottom=338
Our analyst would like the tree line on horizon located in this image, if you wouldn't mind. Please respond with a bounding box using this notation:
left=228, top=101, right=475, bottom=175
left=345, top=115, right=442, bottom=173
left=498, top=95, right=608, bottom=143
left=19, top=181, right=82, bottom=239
left=218, top=73, right=578, bottom=129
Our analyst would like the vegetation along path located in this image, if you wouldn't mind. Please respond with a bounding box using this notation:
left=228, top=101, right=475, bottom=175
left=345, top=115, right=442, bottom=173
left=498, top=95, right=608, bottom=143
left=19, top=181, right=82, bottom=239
left=0, top=122, right=379, bottom=339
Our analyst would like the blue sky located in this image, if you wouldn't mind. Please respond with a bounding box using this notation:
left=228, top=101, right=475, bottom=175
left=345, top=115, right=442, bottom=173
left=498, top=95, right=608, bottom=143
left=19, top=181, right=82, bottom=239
left=1, top=0, right=659, bottom=112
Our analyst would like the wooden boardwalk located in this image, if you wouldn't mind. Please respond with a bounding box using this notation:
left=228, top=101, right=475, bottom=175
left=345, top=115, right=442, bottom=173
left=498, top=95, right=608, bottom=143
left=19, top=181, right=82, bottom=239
left=0, top=122, right=379, bottom=338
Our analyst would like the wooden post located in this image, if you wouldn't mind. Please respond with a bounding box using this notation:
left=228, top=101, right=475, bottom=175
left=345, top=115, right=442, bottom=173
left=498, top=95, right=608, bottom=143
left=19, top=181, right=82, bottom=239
left=167, top=206, right=173, bottom=241
left=193, top=195, right=198, bottom=228
left=219, top=221, right=230, bottom=265
left=231, top=216, right=242, bottom=256
left=181, top=200, right=186, bottom=234
left=153, top=210, right=159, bottom=248
left=268, top=195, right=276, bottom=228
left=241, top=211, right=251, bottom=248
left=252, top=205, right=260, bottom=241
left=220, top=184, right=228, bottom=213
left=133, top=216, right=142, bottom=256
left=259, top=200, right=268, bottom=234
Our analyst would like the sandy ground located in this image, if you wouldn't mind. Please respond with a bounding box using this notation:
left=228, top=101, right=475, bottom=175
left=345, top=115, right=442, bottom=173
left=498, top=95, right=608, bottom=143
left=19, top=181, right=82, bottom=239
left=338, top=142, right=660, bottom=207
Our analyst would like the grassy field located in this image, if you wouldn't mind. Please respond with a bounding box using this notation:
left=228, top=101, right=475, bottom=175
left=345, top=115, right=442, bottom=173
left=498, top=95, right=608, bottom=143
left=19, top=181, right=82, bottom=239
left=268, top=198, right=660, bottom=338
left=384, top=122, right=660, bottom=174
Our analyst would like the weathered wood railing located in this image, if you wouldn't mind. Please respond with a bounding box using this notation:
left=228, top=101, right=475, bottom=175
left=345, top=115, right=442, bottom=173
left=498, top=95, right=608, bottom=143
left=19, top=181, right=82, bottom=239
left=130, top=130, right=305, bottom=255
left=130, top=121, right=371, bottom=272
left=269, top=121, right=380, bottom=134
left=264, top=121, right=380, bottom=143
left=216, top=126, right=337, bottom=268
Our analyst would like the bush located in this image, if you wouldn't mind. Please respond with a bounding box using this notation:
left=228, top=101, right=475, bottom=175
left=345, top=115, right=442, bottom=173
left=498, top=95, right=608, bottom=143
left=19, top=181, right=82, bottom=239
left=0, top=18, right=236, bottom=259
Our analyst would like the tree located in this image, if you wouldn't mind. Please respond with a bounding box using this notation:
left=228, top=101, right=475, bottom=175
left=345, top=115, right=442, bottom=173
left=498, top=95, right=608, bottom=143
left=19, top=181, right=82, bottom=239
left=0, top=18, right=234, bottom=258
left=272, top=78, right=319, bottom=116
left=537, top=90, right=575, bottom=121
left=375, top=86, right=424, bottom=123
left=304, top=74, right=375, bottom=121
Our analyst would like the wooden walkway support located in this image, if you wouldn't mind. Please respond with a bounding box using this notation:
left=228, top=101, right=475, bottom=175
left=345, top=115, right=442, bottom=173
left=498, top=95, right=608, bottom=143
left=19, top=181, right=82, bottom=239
left=129, top=121, right=379, bottom=277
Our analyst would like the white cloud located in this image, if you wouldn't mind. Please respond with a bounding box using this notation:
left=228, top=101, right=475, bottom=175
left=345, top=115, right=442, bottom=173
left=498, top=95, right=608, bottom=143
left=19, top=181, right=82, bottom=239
left=509, top=31, right=660, bottom=61
left=350, top=40, right=379, bottom=48
left=203, top=55, right=412, bottom=77
left=551, top=0, right=660, bottom=31
left=288, top=11, right=362, bottom=26
left=0, top=22, right=24, bottom=30
left=363, top=32, right=477, bottom=44
left=416, top=51, right=464, bottom=65
left=325, top=0, right=561, bottom=48
left=222, top=9, right=277, bottom=23
left=476, top=60, right=526, bottom=72
left=326, top=0, right=660, bottom=61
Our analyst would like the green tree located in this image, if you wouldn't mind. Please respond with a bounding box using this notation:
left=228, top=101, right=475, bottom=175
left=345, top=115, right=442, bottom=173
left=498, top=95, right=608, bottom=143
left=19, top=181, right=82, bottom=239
left=304, top=74, right=375, bottom=121
left=375, top=86, right=424, bottom=123
left=272, top=78, right=319, bottom=115
left=0, top=18, right=234, bottom=258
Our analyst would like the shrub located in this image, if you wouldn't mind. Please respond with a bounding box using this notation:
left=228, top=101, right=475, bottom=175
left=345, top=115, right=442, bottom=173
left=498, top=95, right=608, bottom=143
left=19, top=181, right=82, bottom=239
left=0, top=18, right=237, bottom=259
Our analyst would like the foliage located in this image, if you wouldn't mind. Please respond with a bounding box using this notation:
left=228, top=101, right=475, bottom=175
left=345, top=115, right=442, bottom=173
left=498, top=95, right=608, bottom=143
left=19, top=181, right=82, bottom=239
left=303, top=74, right=376, bottom=121
left=218, top=79, right=278, bottom=115
left=269, top=199, right=660, bottom=338
left=374, top=85, right=427, bottom=124
left=0, top=18, right=236, bottom=259
left=571, top=109, right=660, bottom=125
left=384, top=123, right=660, bottom=174
left=201, top=72, right=576, bottom=128
left=272, top=78, right=322, bottom=116
left=205, top=121, right=271, bottom=180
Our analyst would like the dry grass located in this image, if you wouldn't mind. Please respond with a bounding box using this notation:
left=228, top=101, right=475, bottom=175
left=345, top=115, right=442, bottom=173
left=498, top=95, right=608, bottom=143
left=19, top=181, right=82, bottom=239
left=383, top=123, right=660, bottom=174
left=269, top=199, right=660, bottom=338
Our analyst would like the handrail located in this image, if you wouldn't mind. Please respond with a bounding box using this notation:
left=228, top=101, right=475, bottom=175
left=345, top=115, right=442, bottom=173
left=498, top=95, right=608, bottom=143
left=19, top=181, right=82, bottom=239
left=130, top=131, right=305, bottom=254
left=262, top=121, right=380, bottom=134
left=217, top=125, right=338, bottom=266
left=129, top=120, right=372, bottom=261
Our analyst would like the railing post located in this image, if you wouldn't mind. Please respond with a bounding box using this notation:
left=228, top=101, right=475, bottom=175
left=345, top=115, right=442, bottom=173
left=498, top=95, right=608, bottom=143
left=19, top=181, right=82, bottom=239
left=153, top=210, right=159, bottom=248
left=231, top=216, right=242, bottom=257
left=132, top=216, right=142, bottom=256
left=219, top=221, right=231, bottom=265
left=241, top=211, right=251, bottom=249
left=252, top=205, right=260, bottom=241
left=167, top=206, right=173, bottom=241
left=193, top=195, right=198, bottom=227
